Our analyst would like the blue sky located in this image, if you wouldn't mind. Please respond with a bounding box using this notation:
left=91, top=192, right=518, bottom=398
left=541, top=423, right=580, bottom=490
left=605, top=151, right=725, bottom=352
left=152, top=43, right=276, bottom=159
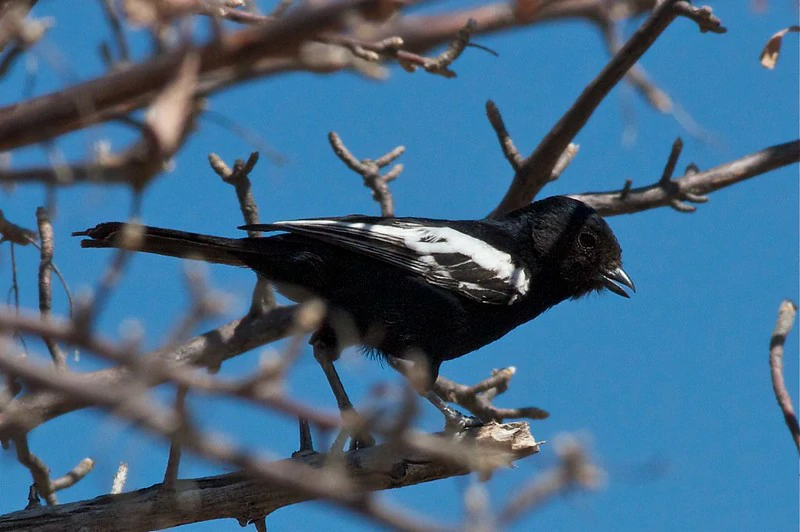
left=1, top=1, right=798, bottom=530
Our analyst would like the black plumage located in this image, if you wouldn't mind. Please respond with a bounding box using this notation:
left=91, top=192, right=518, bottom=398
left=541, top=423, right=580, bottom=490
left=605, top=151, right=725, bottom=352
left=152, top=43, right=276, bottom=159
left=74, top=195, right=634, bottom=386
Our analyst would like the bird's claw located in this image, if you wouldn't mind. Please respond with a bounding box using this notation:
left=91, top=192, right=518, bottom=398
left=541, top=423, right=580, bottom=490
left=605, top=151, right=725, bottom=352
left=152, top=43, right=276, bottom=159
left=444, top=411, right=483, bottom=433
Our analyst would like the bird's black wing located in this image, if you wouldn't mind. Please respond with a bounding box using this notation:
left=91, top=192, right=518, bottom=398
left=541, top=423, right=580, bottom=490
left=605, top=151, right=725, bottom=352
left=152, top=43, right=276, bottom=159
left=245, top=217, right=530, bottom=305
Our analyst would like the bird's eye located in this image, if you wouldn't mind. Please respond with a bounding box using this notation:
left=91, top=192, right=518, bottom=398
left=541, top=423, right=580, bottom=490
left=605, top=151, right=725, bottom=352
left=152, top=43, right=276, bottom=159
left=578, top=232, right=597, bottom=248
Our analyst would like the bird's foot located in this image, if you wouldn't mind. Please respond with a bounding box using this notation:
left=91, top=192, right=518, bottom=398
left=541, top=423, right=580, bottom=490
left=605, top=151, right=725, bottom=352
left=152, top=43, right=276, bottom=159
left=443, top=409, right=483, bottom=433
left=425, top=390, right=483, bottom=432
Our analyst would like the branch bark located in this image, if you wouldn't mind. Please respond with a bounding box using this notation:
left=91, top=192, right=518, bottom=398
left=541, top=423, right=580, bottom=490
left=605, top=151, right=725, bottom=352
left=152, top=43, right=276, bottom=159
left=769, top=300, right=799, bottom=454
left=0, top=422, right=538, bottom=531
left=0, top=305, right=300, bottom=439
left=0, top=0, right=375, bottom=151
left=572, top=140, right=800, bottom=216
left=489, top=0, right=724, bottom=217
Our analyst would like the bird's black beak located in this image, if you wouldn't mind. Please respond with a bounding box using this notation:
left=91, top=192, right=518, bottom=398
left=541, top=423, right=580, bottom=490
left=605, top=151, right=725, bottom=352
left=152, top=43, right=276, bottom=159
left=602, top=267, right=635, bottom=298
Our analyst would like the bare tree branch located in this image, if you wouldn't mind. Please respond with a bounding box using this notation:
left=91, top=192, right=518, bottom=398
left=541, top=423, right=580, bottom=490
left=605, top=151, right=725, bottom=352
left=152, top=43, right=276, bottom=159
left=0, top=211, right=35, bottom=245
left=0, top=305, right=301, bottom=439
left=498, top=435, right=602, bottom=525
left=0, top=355, right=538, bottom=532
left=208, top=151, right=276, bottom=313
left=35, top=207, right=66, bottom=369
left=769, top=300, right=799, bottom=454
left=489, top=0, right=725, bottom=217
left=328, top=131, right=403, bottom=217
left=572, top=140, right=800, bottom=216
left=0, top=0, right=377, bottom=151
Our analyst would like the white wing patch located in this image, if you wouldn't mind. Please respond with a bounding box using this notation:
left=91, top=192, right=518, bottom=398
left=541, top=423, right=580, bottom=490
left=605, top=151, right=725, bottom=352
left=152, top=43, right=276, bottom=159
left=272, top=219, right=530, bottom=305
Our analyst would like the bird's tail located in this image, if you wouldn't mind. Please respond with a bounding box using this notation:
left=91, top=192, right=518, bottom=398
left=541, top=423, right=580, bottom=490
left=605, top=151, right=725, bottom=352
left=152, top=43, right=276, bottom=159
left=73, top=223, right=254, bottom=267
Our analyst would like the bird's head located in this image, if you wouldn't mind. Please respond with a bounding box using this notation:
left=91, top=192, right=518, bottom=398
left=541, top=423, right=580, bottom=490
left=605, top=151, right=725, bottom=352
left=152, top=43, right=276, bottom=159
left=527, top=196, right=634, bottom=299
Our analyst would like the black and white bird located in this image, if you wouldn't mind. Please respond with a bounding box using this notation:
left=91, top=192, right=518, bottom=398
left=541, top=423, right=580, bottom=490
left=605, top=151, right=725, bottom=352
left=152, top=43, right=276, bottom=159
left=75, top=195, right=633, bottom=425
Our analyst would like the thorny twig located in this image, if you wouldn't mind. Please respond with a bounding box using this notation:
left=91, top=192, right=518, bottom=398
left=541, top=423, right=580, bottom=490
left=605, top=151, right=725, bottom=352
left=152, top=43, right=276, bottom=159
left=324, top=18, right=478, bottom=79
left=412, top=18, right=475, bottom=78
left=769, top=300, right=799, bottom=454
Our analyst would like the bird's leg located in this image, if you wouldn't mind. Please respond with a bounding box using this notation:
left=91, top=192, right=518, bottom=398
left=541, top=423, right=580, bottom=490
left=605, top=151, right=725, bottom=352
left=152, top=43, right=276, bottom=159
left=388, top=356, right=483, bottom=432
left=310, top=327, right=375, bottom=450
left=425, top=391, right=483, bottom=432
left=292, top=418, right=316, bottom=458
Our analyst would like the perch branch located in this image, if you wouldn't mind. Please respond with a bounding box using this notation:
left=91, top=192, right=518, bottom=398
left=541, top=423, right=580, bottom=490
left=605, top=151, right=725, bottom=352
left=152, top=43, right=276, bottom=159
left=0, top=349, right=538, bottom=532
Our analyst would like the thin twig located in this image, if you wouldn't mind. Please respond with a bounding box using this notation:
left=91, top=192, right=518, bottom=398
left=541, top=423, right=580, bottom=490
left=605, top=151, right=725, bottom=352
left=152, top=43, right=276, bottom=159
left=99, top=0, right=130, bottom=65
left=51, top=458, right=94, bottom=492
left=434, top=368, right=549, bottom=423
left=659, top=137, right=683, bottom=184
left=208, top=151, right=276, bottom=314
left=0, top=210, right=36, bottom=245
left=328, top=131, right=403, bottom=217
left=35, top=207, right=66, bottom=369
left=498, top=435, right=603, bottom=525
left=163, top=386, right=188, bottom=490
left=572, top=140, right=799, bottom=216
left=12, top=435, right=56, bottom=505
left=485, top=100, right=524, bottom=171
left=769, top=300, right=799, bottom=454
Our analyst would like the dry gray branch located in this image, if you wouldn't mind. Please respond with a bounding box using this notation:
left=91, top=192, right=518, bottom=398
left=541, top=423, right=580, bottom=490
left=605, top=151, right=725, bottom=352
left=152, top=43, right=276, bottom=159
left=0, top=413, right=537, bottom=531
left=208, top=151, right=276, bottom=313
left=0, top=305, right=301, bottom=439
left=328, top=131, right=403, bottom=217
left=35, top=207, right=65, bottom=369
left=572, top=140, right=799, bottom=216
left=489, top=0, right=726, bottom=217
